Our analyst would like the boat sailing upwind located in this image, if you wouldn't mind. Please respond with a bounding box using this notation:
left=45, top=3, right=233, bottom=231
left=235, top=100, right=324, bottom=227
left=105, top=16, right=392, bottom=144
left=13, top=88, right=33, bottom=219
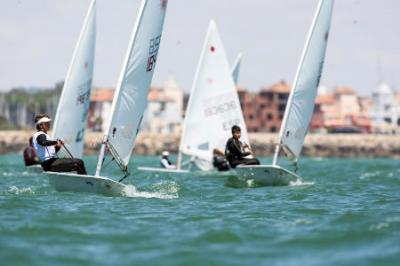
left=27, top=0, right=96, bottom=173
left=235, top=0, right=334, bottom=186
left=46, top=0, right=168, bottom=196
left=138, top=20, right=250, bottom=174
left=177, top=21, right=250, bottom=171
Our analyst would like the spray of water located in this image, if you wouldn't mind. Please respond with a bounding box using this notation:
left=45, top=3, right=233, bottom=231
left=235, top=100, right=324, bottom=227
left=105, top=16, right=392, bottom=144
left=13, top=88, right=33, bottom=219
left=289, top=179, right=315, bottom=186
left=121, top=181, right=179, bottom=199
left=8, top=186, right=34, bottom=195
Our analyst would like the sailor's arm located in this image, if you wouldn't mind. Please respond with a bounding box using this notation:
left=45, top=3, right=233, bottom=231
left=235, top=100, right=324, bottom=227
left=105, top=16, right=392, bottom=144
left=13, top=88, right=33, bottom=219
left=36, top=134, right=58, bottom=146
left=232, top=140, right=250, bottom=157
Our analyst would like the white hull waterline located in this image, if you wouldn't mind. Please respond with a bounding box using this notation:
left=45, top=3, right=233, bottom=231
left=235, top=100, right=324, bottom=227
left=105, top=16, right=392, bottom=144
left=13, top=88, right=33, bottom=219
left=235, top=165, right=300, bottom=186
left=46, top=172, right=126, bottom=197
left=137, top=166, right=190, bottom=174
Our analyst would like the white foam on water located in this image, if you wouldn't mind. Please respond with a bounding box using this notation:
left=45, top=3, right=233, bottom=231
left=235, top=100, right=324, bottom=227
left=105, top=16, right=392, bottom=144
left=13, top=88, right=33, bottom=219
left=2, top=172, right=14, bottom=177
left=369, top=216, right=399, bottom=231
left=359, top=171, right=381, bottom=180
left=369, top=222, right=390, bottom=231
left=8, top=186, right=34, bottom=195
left=289, top=179, right=315, bottom=186
left=290, top=218, right=312, bottom=226
left=122, top=183, right=179, bottom=199
left=246, top=179, right=256, bottom=187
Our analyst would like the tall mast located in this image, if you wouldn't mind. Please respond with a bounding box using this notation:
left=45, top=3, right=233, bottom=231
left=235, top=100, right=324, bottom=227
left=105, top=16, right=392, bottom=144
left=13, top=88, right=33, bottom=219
left=272, top=0, right=333, bottom=166
left=95, top=0, right=147, bottom=177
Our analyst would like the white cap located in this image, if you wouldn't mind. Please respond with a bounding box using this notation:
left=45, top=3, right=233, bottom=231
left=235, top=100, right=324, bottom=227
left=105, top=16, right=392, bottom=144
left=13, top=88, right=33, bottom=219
left=36, top=117, right=52, bottom=125
left=162, top=151, right=169, bottom=156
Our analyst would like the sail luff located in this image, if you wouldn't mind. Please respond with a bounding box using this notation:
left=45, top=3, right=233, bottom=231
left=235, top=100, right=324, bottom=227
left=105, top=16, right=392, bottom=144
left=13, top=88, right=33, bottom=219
left=52, top=0, right=96, bottom=158
left=274, top=0, right=333, bottom=164
left=96, top=0, right=148, bottom=175
left=231, top=53, right=242, bottom=85
left=177, top=20, right=215, bottom=169
left=96, top=0, right=167, bottom=176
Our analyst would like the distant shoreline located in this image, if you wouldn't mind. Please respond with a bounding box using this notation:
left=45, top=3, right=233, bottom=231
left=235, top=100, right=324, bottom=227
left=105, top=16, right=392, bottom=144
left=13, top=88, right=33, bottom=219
left=1, top=130, right=399, bottom=158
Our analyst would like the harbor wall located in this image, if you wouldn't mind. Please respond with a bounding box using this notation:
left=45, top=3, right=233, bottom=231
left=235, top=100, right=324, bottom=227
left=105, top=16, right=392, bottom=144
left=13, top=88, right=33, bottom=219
left=1, top=130, right=399, bottom=158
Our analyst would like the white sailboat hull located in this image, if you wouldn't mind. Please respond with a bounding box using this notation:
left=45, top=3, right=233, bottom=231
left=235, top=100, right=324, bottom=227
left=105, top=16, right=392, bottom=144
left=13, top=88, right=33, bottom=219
left=137, top=166, right=190, bottom=174
left=178, top=21, right=250, bottom=171
left=46, top=171, right=126, bottom=197
left=234, top=165, right=300, bottom=186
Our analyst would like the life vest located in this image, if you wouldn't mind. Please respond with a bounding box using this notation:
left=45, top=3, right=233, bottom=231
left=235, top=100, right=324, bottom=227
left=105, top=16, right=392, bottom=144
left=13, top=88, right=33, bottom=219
left=32, top=131, right=56, bottom=162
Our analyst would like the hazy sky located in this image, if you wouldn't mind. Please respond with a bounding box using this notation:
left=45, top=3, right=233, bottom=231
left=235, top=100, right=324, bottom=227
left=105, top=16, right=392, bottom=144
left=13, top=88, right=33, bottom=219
left=0, top=0, right=399, bottom=95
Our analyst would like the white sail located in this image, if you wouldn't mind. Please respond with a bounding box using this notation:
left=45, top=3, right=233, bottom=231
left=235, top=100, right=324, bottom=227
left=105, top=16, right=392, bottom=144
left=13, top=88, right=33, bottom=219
left=96, top=0, right=168, bottom=174
left=52, top=0, right=96, bottom=158
left=179, top=20, right=249, bottom=171
left=276, top=0, right=334, bottom=161
left=231, top=53, right=242, bottom=85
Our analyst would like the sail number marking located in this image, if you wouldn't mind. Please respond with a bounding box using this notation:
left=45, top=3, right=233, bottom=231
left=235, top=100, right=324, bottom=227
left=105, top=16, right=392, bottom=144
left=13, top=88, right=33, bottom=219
left=204, top=100, right=237, bottom=117
left=147, top=35, right=162, bottom=72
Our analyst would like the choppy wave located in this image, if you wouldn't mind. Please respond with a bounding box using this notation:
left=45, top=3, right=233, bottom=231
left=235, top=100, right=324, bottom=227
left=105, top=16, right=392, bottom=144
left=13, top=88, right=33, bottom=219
left=122, top=181, right=179, bottom=199
left=289, top=179, right=315, bottom=186
left=1, top=154, right=400, bottom=265
left=7, top=186, right=34, bottom=195
left=359, top=171, right=382, bottom=180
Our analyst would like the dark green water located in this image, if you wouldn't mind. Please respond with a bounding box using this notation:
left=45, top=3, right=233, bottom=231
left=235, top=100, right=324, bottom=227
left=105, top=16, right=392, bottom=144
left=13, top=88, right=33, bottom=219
left=1, top=154, right=399, bottom=266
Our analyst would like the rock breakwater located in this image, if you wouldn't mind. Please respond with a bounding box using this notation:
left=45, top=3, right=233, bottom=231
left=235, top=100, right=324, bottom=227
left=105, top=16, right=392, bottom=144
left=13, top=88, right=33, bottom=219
left=1, top=130, right=399, bottom=158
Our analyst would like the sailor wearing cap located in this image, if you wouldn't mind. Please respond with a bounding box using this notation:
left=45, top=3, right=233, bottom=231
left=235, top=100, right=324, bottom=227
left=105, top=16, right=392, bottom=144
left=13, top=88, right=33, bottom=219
left=31, top=114, right=87, bottom=174
left=160, top=150, right=176, bottom=169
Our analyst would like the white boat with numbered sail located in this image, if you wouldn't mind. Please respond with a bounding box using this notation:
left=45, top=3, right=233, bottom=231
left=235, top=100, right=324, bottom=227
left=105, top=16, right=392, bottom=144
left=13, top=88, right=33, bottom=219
left=46, top=0, right=168, bottom=196
left=235, top=0, right=334, bottom=186
left=138, top=20, right=250, bottom=174
left=27, top=0, right=97, bottom=173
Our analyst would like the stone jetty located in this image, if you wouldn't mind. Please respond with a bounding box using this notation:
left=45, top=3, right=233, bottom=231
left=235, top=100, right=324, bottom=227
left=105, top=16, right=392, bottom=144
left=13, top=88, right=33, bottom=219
left=1, top=130, right=399, bottom=158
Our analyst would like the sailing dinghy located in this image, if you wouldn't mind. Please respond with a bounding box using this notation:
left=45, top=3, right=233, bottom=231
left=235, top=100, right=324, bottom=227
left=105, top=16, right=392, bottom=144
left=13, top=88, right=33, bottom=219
left=46, top=0, right=168, bottom=196
left=138, top=20, right=250, bottom=174
left=235, top=0, right=334, bottom=186
left=27, top=0, right=96, bottom=173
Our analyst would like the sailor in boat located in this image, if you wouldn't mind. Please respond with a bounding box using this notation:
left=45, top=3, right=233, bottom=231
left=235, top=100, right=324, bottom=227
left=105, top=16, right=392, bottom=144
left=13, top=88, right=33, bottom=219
left=32, top=114, right=87, bottom=174
left=160, top=151, right=176, bottom=169
left=23, top=136, right=41, bottom=166
left=225, top=125, right=260, bottom=168
left=212, top=148, right=230, bottom=171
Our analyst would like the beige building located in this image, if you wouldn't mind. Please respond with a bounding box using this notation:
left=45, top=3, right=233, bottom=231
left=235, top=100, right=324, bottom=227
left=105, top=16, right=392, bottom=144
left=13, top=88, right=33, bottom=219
left=370, top=83, right=400, bottom=134
left=88, top=77, right=184, bottom=134
left=141, top=76, right=183, bottom=134
left=88, top=88, right=114, bottom=132
left=314, top=86, right=371, bottom=132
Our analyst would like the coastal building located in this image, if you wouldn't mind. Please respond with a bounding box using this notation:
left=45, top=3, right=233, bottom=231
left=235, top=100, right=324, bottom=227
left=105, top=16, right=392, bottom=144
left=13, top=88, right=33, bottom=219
left=370, top=83, right=400, bottom=134
left=88, top=76, right=184, bottom=134
left=256, top=81, right=290, bottom=132
left=237, top=81, right=292, bottom=133
left=88, top=88, right=114, bottom=132
left=141, top=76, right=183, bottom=134
left=313, top=86, right=371, bottom=132
left=237, top=86, right=259, bottom=132
left=2, top=78, right=397, bottom=136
